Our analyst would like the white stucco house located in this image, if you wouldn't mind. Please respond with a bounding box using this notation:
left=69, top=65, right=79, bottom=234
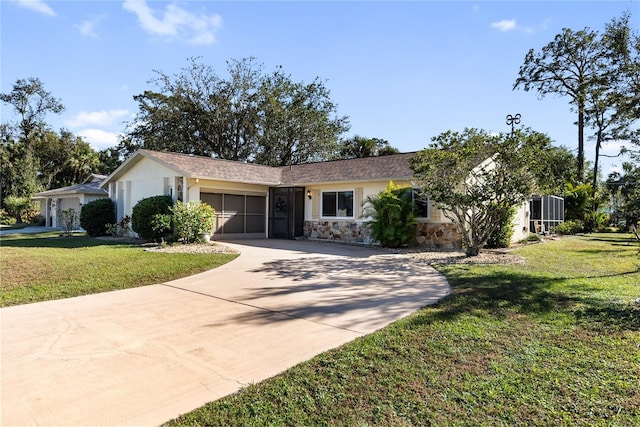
left=99, top=149, right=532, bottom=248
left=32, top=174, right=109, bottom=228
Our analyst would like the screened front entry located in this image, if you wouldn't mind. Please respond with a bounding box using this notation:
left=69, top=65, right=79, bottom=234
left=269, top=187, right=305, bottom=239
left=200, top=193, right=267, bottom=239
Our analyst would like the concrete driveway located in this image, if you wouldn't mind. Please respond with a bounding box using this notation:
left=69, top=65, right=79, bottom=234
left=1, top=239, right=449, bottom=426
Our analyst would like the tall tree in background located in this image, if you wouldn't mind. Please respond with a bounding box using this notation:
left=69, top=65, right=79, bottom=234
left=0, top=77, right=64, bottom=148
left=125, top=58, right=350, bottom=165
left=256, top=67, right=350, bottom=166
left=336, top=135, right=400, bottom=159
left=584, top=14, right=639, bottom=210
left=0, top=78, right=64, bottom=201
left=513, top=15, right=628, bottom=183
left=1, top=78, right=111, bottom=206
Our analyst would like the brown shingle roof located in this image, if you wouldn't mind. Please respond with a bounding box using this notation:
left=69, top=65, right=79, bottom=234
left=141, top=150, right=283, bottom=185
left=105, top=149, right=417, bottom=187
left=282, top=152, right=416, bottom=185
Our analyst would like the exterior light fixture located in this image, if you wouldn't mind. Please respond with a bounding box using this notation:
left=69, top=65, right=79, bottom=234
left=307, top=190, right=312, bottom=200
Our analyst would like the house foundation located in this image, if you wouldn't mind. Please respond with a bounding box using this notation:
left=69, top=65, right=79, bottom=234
left=303, top=220, right=462, bottom=249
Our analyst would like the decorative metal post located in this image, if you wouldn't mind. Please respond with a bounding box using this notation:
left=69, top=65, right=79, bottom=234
left=506, top=113, right=521, bottom=133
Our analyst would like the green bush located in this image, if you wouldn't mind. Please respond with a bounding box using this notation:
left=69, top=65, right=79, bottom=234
left=170, top=200, right=216, bottom=244
left=3, top=195, right=34, bottom=223
left=0, top=209, right=17, bottom=225
left=485, top=206, right=516, bottom=249
left=552, top=220, right=585, bottom=235
left=150, top=214, right=173, bottom=242
left=80, top=198, right=116, bottom=237
left=364, top=181, right=417, bottom=248
left=131, top=195, right=173, bottom=241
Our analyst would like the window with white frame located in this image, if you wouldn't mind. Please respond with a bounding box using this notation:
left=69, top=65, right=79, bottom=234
left=322, top=190, right=354, bottom=217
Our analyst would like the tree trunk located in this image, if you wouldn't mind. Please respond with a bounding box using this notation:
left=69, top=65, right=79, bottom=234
left=465, top=245, right=481, bottom=257
left=577, top=106, right=585, bottom=183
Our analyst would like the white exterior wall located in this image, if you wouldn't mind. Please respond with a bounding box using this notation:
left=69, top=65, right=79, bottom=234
left=511, top=201, right=530, bottom=243
left=112, top=157, right=181, bottom=220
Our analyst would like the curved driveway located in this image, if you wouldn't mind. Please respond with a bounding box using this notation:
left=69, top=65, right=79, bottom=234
left=1, top=239, right=449, bottom=426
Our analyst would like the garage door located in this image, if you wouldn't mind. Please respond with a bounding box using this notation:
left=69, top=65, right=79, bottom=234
left=200, top=193, right=266, bottom=239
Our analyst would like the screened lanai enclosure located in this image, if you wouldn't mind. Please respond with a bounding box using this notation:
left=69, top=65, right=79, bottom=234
left=529, top=195, right=564, bottom=234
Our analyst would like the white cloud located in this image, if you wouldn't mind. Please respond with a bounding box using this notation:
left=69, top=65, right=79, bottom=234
left=491, top=19, right=517, bottom=32
left=77, top=129, right=121, bottom=150
left=122, top=0, right=222, bottom=45
left=12, top=0, right=56, bottom=16
left=65, top=110, right=130, bottom=128
left=491, top=17, right=552, bottom=35
left=76, top=16, right=105, bottom=38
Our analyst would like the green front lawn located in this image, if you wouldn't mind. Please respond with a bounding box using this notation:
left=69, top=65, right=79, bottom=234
left=168, top=234, right=640, bottom=426
left=0, top=232, right=237, bottom=307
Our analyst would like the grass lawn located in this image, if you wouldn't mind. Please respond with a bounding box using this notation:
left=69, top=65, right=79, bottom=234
left=0, top=232, right=238, bottom=307
left=168, top=233, right=640, bottom=426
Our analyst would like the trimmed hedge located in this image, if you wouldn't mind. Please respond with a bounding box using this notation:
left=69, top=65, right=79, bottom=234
left=131, top=195, right=174, bottom=241
left=80, top=198, right=116, bottom=237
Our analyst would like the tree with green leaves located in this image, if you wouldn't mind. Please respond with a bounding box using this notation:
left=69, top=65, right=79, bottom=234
left=125, top=57, right=350, bottom=166
left=606, top=162, right=640, bottom=230
left=255, top=67, right=350, bottom=166
left=409, top=128, right=539, bottom=256
left=335, top=135, right=399, bottom=159
left=0, top=77, right=64, bottom=148
left=513, top=13, right=636, bottom=184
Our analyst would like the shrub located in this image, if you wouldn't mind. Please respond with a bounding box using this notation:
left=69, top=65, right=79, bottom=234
left=485, top=206, right=516, bottom=249
left=3, top=195, right=34, bottom=223
left=170, top=200, right=216, bottom=244
left=80, top=198, right=116, bottom=237
left=131, top=195, right=173, bottom=241
left=522, top=233, right=542, bottom=243
left=106, top=215, right=132, bottom=237
left=0, top=209, right=17, bottom=225
left=150, top=214, right=173, bottom=242
left=58, top=208, right=78, bottom=237
left=363, top=181, right=417, bottom=248
left=552, top=220, right=585, bottom=235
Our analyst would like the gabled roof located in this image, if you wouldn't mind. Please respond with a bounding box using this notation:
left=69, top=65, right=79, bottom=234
left=101, top=149, right=417, bottom=188
left=83, top=174, right=107, bottom=184
left=103, top=149, right=282, bottom=187
left=33, top=176, right=108, bottom=199
left=281, top=152, right=416, bottom=185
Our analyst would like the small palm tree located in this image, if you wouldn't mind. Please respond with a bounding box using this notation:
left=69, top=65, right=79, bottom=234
left=363, top=181, right=417, bottom=248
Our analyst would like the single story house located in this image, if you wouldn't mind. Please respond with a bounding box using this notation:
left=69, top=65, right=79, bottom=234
left=100, top=149, right=532, bottom=248
left=32, top=174, right=109, bottom=228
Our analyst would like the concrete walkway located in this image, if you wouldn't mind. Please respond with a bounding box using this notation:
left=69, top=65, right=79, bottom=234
left=1, top=239, right=449, bottom=426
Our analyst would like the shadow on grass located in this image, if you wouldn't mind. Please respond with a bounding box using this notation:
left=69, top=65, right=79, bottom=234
left=0, top=234, right=138, bottom=249
left=420, top=266, right=640, bottom=331
left=581, top=234, right=637, bottom=246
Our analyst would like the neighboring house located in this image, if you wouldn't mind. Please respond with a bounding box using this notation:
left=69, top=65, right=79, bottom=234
left=32, top=174, right=109, bottom=228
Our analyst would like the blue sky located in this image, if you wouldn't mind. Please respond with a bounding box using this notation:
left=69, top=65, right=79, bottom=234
left=2, top=0, right=638, bottom=176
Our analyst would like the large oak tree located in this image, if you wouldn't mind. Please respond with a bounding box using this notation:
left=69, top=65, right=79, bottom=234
left=125, top=58, right=350, bottom=166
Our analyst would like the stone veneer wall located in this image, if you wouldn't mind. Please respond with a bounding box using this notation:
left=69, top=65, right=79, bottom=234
left=304, top=220, right=462, bottom=249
